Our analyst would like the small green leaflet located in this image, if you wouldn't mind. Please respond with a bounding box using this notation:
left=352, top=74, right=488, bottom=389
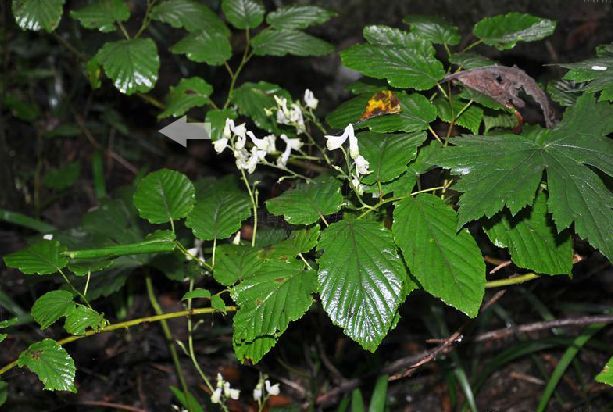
left=434, top=97, right=484, bottom=134
left=181, top=288, right=211, bottom=301
left=171, top=31, right=232, bottom=66
left=435, top=94, right=613, bottom=259
left=31, top=290, right=74, bottom=329
left=266, top=5, right=336, bottom=30
left=259, top=226, right=320, bottom=261
left=133, top=169, right=195, bottom=224
left=362, top=25, right=434, bottom=56
left=4, top=239, right=68, bottom=275
left=222, top=0, right=264, bottom=29
left=596, top=357, right=613, bottom=386
left=12, top=0, right=65, bottom=32
left=403, top=15, right=461, bottom=45
left=213, top=245, right=262, bottom=286
left=186, top=190, right=251, bottom=241
left=484, top=191, right=573, bottom=275
left=473, top=12, right=556, bottom=50
left=558, top=43, right=613, bottom=102
left=232, top=260, right=316, bottom=363
left=317, top=219, right=405, bottom=351
left=266, top=176, right=344, bottom=225
left=17, top=339, right=76, bottom=392
left=251, top=29, right=333, bottom=57
left=95, top=38, right=160, bottom=95
left=159, top=77, right=213, bottom=119
left=392, top=194, right=485, bottom=317
left=70, top=0, right=130, bottom=32
left=150, top=0, right=229, bottom=36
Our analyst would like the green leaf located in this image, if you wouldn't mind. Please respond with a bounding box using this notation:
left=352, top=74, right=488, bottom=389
left=403, top=15, right=461, bottom=45
left=360, top=93, right=437, bottom=133
left=362, top=25, right=434, bottom=56
left=210, top=295, right=226, bottom=313
left=95, top=38, right=159, bottom=94
left=318, top=219, right=405, bottom=350
left=0, top=380, right=7, bottom=406
left=392, top=194, right=485, bottom=317
left=326, top=94, right=371, bottom=129
left=12, top=0, right=65, bottom=31
left=159, top=77, right=213, bottom=119
left=70, top=0, right=129, bottom=32
left=171, top=30, right=232, bottom=66
left=557, top=43, right=613, bottom=102
left=31, top=290, right=74, bottom=329
left=434, top=97, right=484, bottom=134
left=232, top=260, right=316, bottom=363
left=43, top=161, right=81, bottom=190
left=231, top=81, right=291, bottom=133
left=64, top=304, right=105, bottom=335
left=252, top=29, right=333, bottom=56
left=259, top=226, right=320, bottom=260
left=133, top=169, right=195, bottom=224
left=596, top=357, right=613, bottom=386
left=182, top=288, right=211, bottom=300
left=267, top=5, right=336, bottom=30
left=150, top=0, right=229, bottom=36
left=17, top=339, right=76, bottom=392
left=368, top=374, right=388, bottom=412
left=266, top=176, right=344, bottom=225
left=185, top=189, right=252, bottom=241
left=4, top=239, right=68, bottom=275
left=484, top=192, right=573, bottom=275
left=358, top=131, right=427, bottom=185
left=214, top=245, right=262, bottom=286
left=341, top=44, right=445, bottom=90
left=473, top=12, right=556, bottom=50
left=449, top=52, right=495, bottom=70
left=170, top=386, right=204, bottom=412
left=547, top=80, right=589, bottom=108
left=435, top=94, right=613, bottom=259
left=221, top=0, right=264, bottom=29
left=206, top=109, right=237, bottom=141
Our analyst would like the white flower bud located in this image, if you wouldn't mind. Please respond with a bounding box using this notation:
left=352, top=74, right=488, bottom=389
left=214, top=137, right=228, bottom=154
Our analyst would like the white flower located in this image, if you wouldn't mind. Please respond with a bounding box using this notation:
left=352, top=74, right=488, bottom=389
left=232, top=231, right=241, bottom=245
left=354, top=155, right=371, bottom=176
left=351, top=177, right=365, bottom=195
left=325, top=123, right=355, bottom=151
left=274, top=95, right=290, bottom=125
left=234, top=148, right=250, bottom=171
left=214, top=137, right=228, bottom=153
left=223, top=119, right=234, bottom=139
left=216, top=373, right=224, bottom=388
left=244, top=146, right=266, bottom=174
left=265, top=380, right=280, bottom=396
left=248, top=131, right=276, bottom=154
left=232, top=122, right=247, bottom=139
left=263, top=135, right=277, bottom=153
left=43, top=234, right=53, bottom=240
left=211, top=387, right=222, bottom=404
left=235, top=134, right=246, bottom=150
left=304, top=89, right=318, bottom=110
left=185, top=248, right=198, bottom=260
left=280, top=134, right=303, bottom=151
left=289, top=103, right=305, bottom=131
left=277, top=143, right=292, bottom=167
left=253, top=383, right=263, bottom=401
left=348, top=131, right=359, bottom=159
left=229, top=388, right=240, bottom=400
left=264, top=107, right=275, bottom=117
left=223, top=382, right=232, bottom=397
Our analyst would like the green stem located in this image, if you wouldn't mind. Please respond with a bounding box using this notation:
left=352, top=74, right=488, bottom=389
left=485, top=273, right=539, bottom=288
left=224, top=29, right=252, bottom=109
left=0, top=209, right=55, bottom=232
left=0, top=305, right=236, bottom=376
left=145, top=275, right=189, bottom=394
left=59, top=269, right=91, bottom=308
left=134, top=0, right=159, bottom=38
left=64, top=237, right=176, bottom=260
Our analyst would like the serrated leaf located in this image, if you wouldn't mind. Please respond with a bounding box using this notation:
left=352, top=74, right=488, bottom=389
left=17, top=339, right=76, bottom=392
left=232, top=260, right=316, bottom=362
left=252, top=29, right=333, bottom=56
left=171, top=30, right=232, bottom=66
left=360, top=93, right=437, bottom=133
left=547, top=80, right=589, bottom=107
left=222, top=0, right=264, bottom=29
left=64, top=304, right=105, bottom=335
left=403, top=15, right=461, bottom=45
left=266, top=176, right=343, bottom=225
left=133, top=169, right=195, bottom=224
left=43, top=161, right=80, bottom=190
left=326, top=94, right=371, bottom=129
left=4, top=240, right=68, bottom=275
left=596, top=357, right=613, bottom=386
left=186, top=190, right=251, bottom=241
left=557, top=43, right=613, bottom=102
left=393, top=194, right=485, bottom=317
left=363, top=25, right=434, bottom=56
left=435, top=94, right=613, bottom=259
left=434, top=97, right=484, bottom=134
left=68, top=258, right=113, bottom=276
left=358, top=131, right=427, bottom=185
left=210, top=295, right=226, bottom=313
left=341, top=44, right=445, bottom=90
left=31, top=290, right=74, bottom=329
left=159, top=77, right=213, bottom=119
left=449, top=53, right=495, bottom=70
left=150, top=0, right=229, bottom=36
left=232, top=81, right=291, bottom=133
left=318, top=219, right=405, bottom=350
left=95, top=38, right=159, bottom=94
left=12, top=0, right=65, bottom=31
left=214, top=245, right=262, bottom=286
left=473, top=12, right=556, bottom=50
left=485, top=192, right=573, bottom=275
left=267, top=5, right=336, bottom=30
left=182, top=288, right=211, bottom=300
left=70, top=0, right=129, bottom=32
left=259, top=226, right=320, bottom=260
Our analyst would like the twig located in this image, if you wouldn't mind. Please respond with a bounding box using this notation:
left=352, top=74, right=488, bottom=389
left=78, top=400, right=145, bottom=412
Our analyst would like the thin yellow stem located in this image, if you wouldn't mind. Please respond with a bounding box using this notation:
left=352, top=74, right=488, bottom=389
left=485, top=273, right=539, bottom=289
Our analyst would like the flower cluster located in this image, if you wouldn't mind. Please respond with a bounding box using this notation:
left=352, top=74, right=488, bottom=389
left=214, top=119, right=303, bottom=173
left=253, top=379, right=280, bottom=401
left=324, top=123, right=371, bottom=194
left=211, top=373, right=240, bottom=404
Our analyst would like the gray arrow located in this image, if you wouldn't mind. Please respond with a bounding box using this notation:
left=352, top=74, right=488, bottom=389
left=159, top=116, right=211, bottom=147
